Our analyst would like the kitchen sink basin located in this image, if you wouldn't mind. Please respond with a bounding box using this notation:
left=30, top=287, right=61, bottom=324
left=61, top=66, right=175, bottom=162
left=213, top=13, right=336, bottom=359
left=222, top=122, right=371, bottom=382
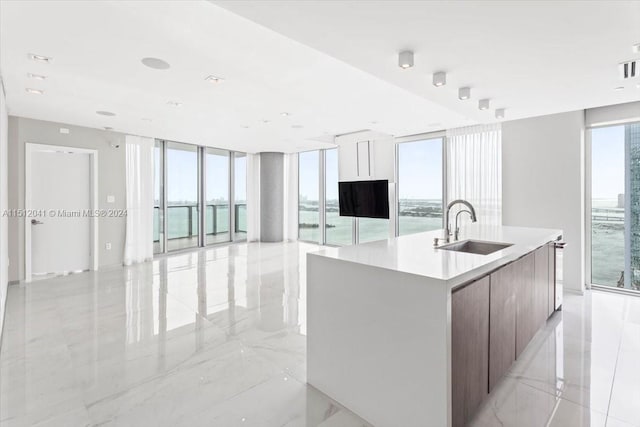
left=438, top=239, right=513, bottom=255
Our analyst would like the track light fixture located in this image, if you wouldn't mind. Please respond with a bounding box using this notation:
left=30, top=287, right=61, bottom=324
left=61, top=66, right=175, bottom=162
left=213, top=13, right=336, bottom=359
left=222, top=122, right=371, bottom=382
left=432, top=71, right=446, bottom=87
left=458, top=87, right=471, bottom=100
left=398, top=50, right=414, bottom=69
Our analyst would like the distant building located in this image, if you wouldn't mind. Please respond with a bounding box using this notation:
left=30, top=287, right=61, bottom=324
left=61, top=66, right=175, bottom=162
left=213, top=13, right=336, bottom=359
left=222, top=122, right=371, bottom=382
left=629, top=123, right=640, bottom=289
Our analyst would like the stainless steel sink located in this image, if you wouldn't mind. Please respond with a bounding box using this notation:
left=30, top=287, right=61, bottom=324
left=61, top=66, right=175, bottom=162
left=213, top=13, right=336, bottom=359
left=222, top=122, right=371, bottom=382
left=438, top=239, right=513, bottom=255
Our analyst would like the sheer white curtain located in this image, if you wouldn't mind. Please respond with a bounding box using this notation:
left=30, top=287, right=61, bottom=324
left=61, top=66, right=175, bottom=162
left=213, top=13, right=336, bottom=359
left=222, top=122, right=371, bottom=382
left=123, top=135, right=154, bottom=265
left=283, top=153, right=299, bottom=241
left=446, top=124, right=502, bottom=226
left=246, top=153, right=261, bottom=242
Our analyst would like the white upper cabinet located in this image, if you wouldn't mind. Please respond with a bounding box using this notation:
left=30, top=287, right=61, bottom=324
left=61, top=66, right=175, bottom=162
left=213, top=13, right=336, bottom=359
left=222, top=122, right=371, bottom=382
left=336, top=131, right=395, bottom=182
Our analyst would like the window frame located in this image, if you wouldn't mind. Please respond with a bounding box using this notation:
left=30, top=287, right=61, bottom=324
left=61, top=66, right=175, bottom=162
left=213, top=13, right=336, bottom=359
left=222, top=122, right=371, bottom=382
left=154, top=139, right=247, bottom=255
left=395, top=133, right=446, bottom=238
left=585, top=120, right=640, bottom=294
left=298, top=129, right=446, bottom=247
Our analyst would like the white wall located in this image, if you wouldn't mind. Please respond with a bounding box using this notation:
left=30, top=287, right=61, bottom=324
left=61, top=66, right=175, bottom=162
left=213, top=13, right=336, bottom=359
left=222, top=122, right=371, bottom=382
left=8, top=116, right=127, bottom=282
left=502, top=110, right=585, bottom=293
left=0, top=80, right=8, bottom=337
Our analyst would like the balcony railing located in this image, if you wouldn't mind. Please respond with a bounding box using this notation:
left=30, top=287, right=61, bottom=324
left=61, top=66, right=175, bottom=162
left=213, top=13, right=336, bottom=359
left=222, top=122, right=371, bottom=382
left=153, top=203, right=246, bottom=242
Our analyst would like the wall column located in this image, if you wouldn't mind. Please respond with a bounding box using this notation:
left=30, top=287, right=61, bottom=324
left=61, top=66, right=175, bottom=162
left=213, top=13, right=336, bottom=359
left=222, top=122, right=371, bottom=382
left=260, top=152, right=284, bottom=242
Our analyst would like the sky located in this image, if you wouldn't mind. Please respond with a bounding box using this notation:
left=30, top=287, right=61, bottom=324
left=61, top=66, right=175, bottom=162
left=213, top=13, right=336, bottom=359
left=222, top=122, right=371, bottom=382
left=592, top=125, right=625, bottom=199
left=156, top=126, right=627, bottom=206
left=299, top=150, right=320, bottom=201
left=155, top=145, right=246, bottom=205
left=398, top=138, right=442, bottom=200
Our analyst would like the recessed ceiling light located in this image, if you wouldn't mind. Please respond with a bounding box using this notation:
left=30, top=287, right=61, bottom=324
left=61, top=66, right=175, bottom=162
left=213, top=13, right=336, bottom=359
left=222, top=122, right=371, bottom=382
left=96, top=110, right=116, bottom=116
left=370, top=120, right=379, bottom=125
left=27, top=73, right=47, bottom=80
left=458, top=87, right=471, bottom=100
left=104, top=126, right=113, bottom=131
left=204, top=75, right=224, bottom=84
left=614, top=86, right=625, bottom=91
left=495, top=108, right=506, bottom=119
left=240, top=125, right=250, bottom=129
left=280, top=112, right=290, bottom=117
left=398, top=50, right=414, bottom=69
left=432, top=71, right=446, bottom=87
left=167, top=101, right=183, bottom=108
left=291, top=124, right=304, bottom=129
left=633, top=43, right=640, bottom=54
left=141, top=117, right=153, bottom=122
left=141, top=57, right=170, bottom=70
left=25, top=88, right=44, bottom=95
left=28, top=53, right=52, bottom=63
left=262, top=120, right=271, bottom=124
left=478, top=99, right=491, bottom=110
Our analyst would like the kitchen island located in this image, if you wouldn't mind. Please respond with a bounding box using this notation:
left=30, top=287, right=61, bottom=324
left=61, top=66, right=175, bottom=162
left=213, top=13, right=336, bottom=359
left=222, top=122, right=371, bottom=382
left=307, top=225, right=562, bottom=427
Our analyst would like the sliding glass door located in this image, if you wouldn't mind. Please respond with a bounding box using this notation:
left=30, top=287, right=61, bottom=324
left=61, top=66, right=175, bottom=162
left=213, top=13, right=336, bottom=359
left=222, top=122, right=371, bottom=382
left=155, top=140, right=246, bottom=253
left=205, top=148, right=230, bottom=245
left=589, top=122, right=640, bottom=291
left=398, top=138, right=443, bottom=236
left=166, top=142, right=200, bottom=251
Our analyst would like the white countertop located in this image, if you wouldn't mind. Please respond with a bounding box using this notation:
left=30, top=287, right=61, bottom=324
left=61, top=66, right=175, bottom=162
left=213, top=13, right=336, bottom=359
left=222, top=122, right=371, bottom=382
left=309, top=225, right=562, bottom=288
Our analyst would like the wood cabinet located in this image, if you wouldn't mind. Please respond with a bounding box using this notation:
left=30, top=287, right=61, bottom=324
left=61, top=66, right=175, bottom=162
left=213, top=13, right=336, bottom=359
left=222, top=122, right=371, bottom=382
left=452, top=243, right=557, bottom=424
left=489, top=262, right=517, bottom=391
left=515, top=252, right=535, bottom=358
left=337, top=135, right=395, bottom=182
left=452, top=276, right=490, bottom=427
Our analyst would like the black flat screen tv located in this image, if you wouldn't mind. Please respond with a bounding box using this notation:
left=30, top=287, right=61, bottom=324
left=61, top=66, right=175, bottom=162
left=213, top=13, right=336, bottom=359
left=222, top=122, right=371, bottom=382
left=339, top=180, right=389, bottom=219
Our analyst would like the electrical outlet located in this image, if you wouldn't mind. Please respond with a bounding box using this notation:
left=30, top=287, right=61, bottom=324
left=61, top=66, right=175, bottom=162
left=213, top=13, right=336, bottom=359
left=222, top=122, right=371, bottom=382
left=105, top=243, right=112, bottom=250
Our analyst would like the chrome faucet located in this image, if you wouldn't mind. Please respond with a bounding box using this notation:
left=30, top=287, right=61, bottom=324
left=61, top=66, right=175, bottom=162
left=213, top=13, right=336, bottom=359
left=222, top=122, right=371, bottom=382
left=444, top=199, right=477, bottom=243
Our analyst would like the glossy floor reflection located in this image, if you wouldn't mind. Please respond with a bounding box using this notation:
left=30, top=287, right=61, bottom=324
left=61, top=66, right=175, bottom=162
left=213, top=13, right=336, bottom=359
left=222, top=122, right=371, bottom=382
left=1, top=242, right=640, bottom=427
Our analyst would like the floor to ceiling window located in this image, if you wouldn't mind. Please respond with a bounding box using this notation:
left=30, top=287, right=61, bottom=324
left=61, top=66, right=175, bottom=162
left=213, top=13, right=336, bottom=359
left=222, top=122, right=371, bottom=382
left=589, top=122, right=640, bottom=291
left=234, top=153, right=247, bottom=241
left=325, top=148, right=353, bottom=245
left=155, top=140, right=246, bottom=253
left=205, top=148, right=230, bottom=245
left=297, top=132, right=445, bottom=246
left=299, top=150, right=320, bottom=242
left=153, top=140, right=165, bottom=254
left=398, top=137, right=443, bottom=236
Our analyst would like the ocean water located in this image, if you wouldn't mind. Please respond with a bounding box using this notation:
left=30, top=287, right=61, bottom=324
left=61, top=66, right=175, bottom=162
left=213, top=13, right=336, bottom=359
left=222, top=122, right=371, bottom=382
left=591, top=198, right=624, bottom=286
left=299, top=199, right=444, bottom=244
left=152, top=198, right=626, bottom=288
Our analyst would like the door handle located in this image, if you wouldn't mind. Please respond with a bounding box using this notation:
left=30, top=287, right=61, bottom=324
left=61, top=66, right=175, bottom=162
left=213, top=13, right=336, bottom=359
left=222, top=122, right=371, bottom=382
left=31, top=219, right=44, bottom=225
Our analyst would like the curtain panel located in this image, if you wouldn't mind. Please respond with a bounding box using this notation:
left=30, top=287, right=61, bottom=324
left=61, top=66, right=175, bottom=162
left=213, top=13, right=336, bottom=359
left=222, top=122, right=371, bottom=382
left=283, top=153, right=299, bottom=242
left=123, top=135, right=154, bottom=265
left=246, top=153, right=261, bottom=242
left=446, top=124, right=502, bottom=226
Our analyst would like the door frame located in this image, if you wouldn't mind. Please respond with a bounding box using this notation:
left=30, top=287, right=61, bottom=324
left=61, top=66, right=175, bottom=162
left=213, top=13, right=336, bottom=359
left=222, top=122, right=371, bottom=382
left=25, top=143, right=99, bottom=282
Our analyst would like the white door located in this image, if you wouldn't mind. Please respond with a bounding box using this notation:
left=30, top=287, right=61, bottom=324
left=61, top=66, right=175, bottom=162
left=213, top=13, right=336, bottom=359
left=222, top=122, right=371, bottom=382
left=31, top=150, right=91, bottom=276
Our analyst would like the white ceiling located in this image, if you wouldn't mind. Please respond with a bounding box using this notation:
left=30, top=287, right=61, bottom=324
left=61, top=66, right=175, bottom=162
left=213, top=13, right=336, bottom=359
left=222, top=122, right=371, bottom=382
left=0, top=0, right=471, bottom=153
left=216, top=0, right=640, bottom=125
left=1, top=1, right=638, bottom=154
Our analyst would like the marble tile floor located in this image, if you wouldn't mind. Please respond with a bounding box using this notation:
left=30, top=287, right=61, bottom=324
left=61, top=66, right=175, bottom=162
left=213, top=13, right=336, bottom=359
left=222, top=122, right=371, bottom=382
left=0, top=241, right=639, bottom=427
